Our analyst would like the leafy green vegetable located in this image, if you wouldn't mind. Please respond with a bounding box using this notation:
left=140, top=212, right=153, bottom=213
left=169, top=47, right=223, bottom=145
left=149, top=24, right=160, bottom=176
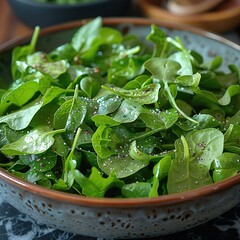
left=211, top=152, right=240, bottom=182
left=0, top=17, right=239, bottom=198
left=0, top=100, right=43, bottom=130
left=1, top=126, right=65, bottom=155
left=11, top=27, right=40, bottom=80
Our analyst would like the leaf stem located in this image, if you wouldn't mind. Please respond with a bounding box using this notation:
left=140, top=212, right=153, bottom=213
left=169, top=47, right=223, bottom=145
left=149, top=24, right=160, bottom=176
left=30, top=26, right=40, bottom=51
left=164, top=82, right=198, bottom=124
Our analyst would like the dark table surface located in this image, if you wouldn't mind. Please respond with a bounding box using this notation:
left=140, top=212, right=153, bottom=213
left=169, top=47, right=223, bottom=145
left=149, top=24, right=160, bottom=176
left=0, top=0, right=240, bottom=239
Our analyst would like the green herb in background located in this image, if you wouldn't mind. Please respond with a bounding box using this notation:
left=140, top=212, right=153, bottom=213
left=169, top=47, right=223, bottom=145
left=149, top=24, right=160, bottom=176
left=0, top=17, right=239, bottom=198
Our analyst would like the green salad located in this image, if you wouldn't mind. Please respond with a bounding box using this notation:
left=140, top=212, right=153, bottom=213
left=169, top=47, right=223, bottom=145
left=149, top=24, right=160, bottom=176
left=0, top=17, right=240, bottom=198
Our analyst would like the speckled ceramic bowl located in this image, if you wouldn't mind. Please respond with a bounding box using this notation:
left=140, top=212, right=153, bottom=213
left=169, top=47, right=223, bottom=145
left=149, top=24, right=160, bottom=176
left=0, top=18, right=240, bottom=239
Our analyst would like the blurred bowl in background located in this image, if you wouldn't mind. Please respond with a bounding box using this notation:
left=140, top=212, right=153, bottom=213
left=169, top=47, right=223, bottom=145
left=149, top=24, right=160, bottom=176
left=8, top=0, right=131, bottom=28
left=138, top=0, right=240, bottom=33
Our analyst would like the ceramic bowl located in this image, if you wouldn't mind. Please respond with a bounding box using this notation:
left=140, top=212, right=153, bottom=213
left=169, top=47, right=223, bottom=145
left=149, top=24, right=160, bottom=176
left=0, top=18, right=240, bottom=239
left=8, top=0, right=131, bottom=27
left=137, top=0, right=240, bottom=33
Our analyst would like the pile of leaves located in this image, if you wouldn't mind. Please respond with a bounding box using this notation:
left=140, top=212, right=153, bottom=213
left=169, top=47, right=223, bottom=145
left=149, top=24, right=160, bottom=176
left=0, top=17, right=239, bottom=198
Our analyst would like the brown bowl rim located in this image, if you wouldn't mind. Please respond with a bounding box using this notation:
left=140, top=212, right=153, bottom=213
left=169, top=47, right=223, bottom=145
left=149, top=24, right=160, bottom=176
left=0, top=17, right=240, bottom=208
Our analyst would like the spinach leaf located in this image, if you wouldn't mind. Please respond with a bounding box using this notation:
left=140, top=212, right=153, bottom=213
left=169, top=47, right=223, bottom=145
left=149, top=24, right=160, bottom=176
left=122, top=182, right=152, bottom=198
left=96, top=94, right=122, bottom=115
left=54, top=86, right=87, bottom=131
left=0, top=126, right=65, bottom=155
left=0, top=81, right=41, bottom=115
left=144, top=58, right=198, bottom=123
left=0, top=100, right=42, bottom=130
left=97, top=150, right=149, bottom=178
left=80, top=76, right=100, bottom=98
left=224, top=124, right=240, bottom=154
left=71, top=17, right=102, bottom=53
left=186, top=128, right=224, bottom=169
left=102, top=83, right=160, bottom=105
left=167, top=134, right=213, bottom=194
left=149, top=155, right=172, bottom=197
left=129, top=140, right=159, bottom=162
left=139, top=108, right=178, bottom=130
left=12, top=27, right=40, bottom=80
left=92, top=125, right=120, bottom=158
left=91, top=115, right=121, bottom=127
left=211, top=152, right=240, bottom=182
left=218, top=85, right=240, bottom=105
left=73, top=167, right=124, bottom=197
left=112, top=99, right=142, bottom=123
left=146, top=24, right=167, bottom=58
left=72, top=17, right=122, bottom=61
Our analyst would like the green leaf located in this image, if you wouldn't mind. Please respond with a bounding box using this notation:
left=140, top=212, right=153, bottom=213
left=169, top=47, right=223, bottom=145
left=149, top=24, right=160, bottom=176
left=92, top=125, right=118, bottom=158
left=140, top=108, right=178, bottom=130
left=42, top=86, right=69, bottom=106
left=121, top=182, right=151, bottom=198
left=107, top=57, right=143, bottom=87
left=144, top=58, right=180, bottom=83
left=20, top=151, right=57, bottom=173
left=96, top=94, right=122, bottom=115
left=98, top=153, right=149, bottom=179
left=149, top=155, right=172, bottom=197
left=206, top=56, right=223, bottom=70
left=0, top=81, right=41, bottom=115
left=97, top=143, right=150, bottom=178
left=11, top=27, right=40, bottom=80
left=63, top=128, right=82, bottom=188
left=0, top=126, right=65, bottom=155
left=167, top=128, right=224, bottom=193
left=0, top=100, right=43, bottom=130
left=73, top=167, right=124, bottom=197
left=146, top=24, right=167, bottom=58
left=124, top=75, right=151, bottom=90
left=169, top=51, right=193, bottom=75
left=144, top=57, right=198, bottom=123
left=175, top=114, right=219, bottom=133
left=54, top=86, right=87, bottom=131
left=224, top=124, right=240, bottom=154
left=80, top=76, right=100, bottom=98
left=211, top=152, right=240, bottom=182
left=91, top=115, right=121, bottom=127
left=175, top=72, right=201, bottom=88
left=129, top=140, right=160, bottom=162
left=186, top=128, right=224, bottom=169
left=18, top=169, right=56, bottom=184
left=102, top=83, right=160, bottom=105
left=71, top=17, right=102, bottom=52
left=167, top=135, right=213, bottom=194
left=37, top=60, right=68, bottom=79
left=50, top=43, right=76, bottom=62
left=218, top=85, right=240, bottom=105
left=112, top=99, right=142, bottom=123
